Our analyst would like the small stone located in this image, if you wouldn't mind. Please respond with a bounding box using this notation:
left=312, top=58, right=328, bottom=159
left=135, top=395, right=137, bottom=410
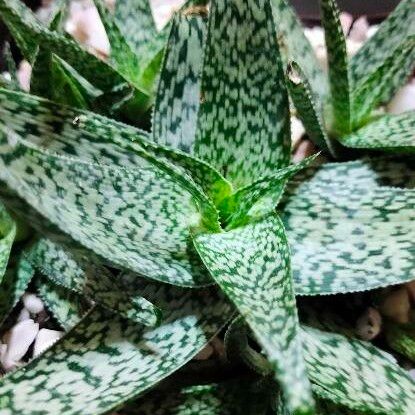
left=349, top=16, right=370, bottom=42
left=33, top=329, right=64, bottom=357
left=355, top=307, right=382, bottom=340
left=339, top=12, right=353, bottom=36
left=193, top=344, right=214, bottom=361
left=16, top=308, right=31, bottom=323
left=290, top=117, right=305, bottom=150
left=23, top=293, right=44, bottom=315
left=379, top=287, right=411, bottom=324
left=293, top=139, right=317, bottom=163
left=387, top=81, right=415, bottom=115
left=1, top=320, right=39, bottom=371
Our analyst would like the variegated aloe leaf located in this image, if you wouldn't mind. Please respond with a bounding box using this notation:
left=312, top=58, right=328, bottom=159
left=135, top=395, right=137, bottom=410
left=320, top=0, right=352, bottom=135
left=384, top=321, right=415, bottom=362
left=0, top=109, right=220, bottom=287
left=286, top=62, right=337, bottom=157
left=124, top=381, right=270, bottom=415
left=351, top=37, right=415, bottom=127
left=340, top=111, right=415, bottom=152
left=0, top=285, right=233, bottom=415
left=195, top=0, right=290, bottom=188
left=114, top=0, right=166, bottom=61
left=0, top=253, right=34, bottom=324
left=3, top=42, right=20, bottom=91
left=194, top=214, right=314, bottom=415
left=270, top=0, right=327, bottom=99
left=0, top=203, right=16, bottom=282
left=152, top=14, right=205, bottom=154
left=350, top=0, right=415, bottom=86
left=302, top=325, right=415, bottom=414
left=0, top=0, right=125, bottom=92
left=219, top=155, right=317, bottom=229
left=0, top=88, right=231, bottom=205
left=36, top=276, right=92, bottom=331
left=30, top=238, right=162, bottom=326
left=281, top=160, right=415, bottom=295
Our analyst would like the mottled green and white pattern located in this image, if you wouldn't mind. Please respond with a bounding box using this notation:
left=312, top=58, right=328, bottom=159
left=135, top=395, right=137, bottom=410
left=282, top=160, right=415, bottom=295
left=153, top=15, right=205, bottom=154
left=303, top=326, right=415, bottom=414
left=36, top=277, right=92, bottom=331
left=341, top=111, right=415, bottom=151
left=194, top=214, right=314, bottom=415
left=31, top=238, right=162, bottom=326
left=0, top=108, right=219, bottom=286
left=195, top=0, right=290, bottom=187
left=0, top=286, right=233, bottom=415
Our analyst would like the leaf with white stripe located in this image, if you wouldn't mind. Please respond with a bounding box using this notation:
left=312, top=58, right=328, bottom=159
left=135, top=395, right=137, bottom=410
left=195, top=0, right=290, bottom=188
left=194, top=214, right=314, bottom=415
left=0, top=285, right=233, bottom=415
left=0, top=203, right=15, bottom=282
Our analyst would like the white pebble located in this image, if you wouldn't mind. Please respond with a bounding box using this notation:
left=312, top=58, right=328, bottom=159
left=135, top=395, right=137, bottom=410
left=387, top=81, right=415, bottom=115
left=16, top=308, right=31, bottom=323
left=339, top=12, right=353, bottom=36
left=291, top=117, right=306, bottom=150
left=349, top=16, right=370, bottom=42
left=346, top=39, right=363, bottom=57
left=23, top=293, right=44, bottom=315
left=355, top=307, right=382, bottom=340
left=293, top=139, right=317, bottom=163
left=33, top=329, right=64, bottom=357
left=1, top=320, right=39, bottom=371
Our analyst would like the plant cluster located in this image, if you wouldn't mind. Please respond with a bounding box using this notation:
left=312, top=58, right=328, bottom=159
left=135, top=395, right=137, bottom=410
left=0, top=0, right=413, bottom=414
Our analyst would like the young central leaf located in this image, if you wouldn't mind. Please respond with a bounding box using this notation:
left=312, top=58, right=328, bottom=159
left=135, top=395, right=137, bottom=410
left=194, top=214, right=314, bottom=415
left=195, top=0, right=290, bottom=188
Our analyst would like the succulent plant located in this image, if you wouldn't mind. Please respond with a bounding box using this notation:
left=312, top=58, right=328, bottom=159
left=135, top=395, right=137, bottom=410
left=0, top=0, right=413, bottom=414
left=274, top=0, right=415, bottom=157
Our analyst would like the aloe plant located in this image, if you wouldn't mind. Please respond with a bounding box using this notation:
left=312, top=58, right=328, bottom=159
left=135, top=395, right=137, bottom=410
left=274, top=0, right=415, bottom=157
left=0, top=0, right=414, bottom=414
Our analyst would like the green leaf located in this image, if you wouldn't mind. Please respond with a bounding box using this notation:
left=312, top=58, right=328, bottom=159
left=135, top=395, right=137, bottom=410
left=152, top=14, right=205, bottom=154
left=0, top=203, right=16, bottom=282
left=302, top=325, right=415, bottom=414
left=349, top=0, right=415, bottom=86
left=320, top=0, right=352, bottom=135
left=0, top=100, right=220, bottom=287
left=126, top=381, right=270, bottom=415
left=114, top=0, right=164, bottom=61
left=194, top=214, right=314, bottom=415
left=0, top=285, right=233, bottom=415
left=351, top=37, right=415, bottom=127
left=36, top=276, right=92, bottom=331
left=30, top=238, right=162, bottom=326
left=281, top=159, right=415, bottom=295
left=384, top=322, right=415, bottom=362
left=93, top=0, right=143, bottom=86
left=286, top=62, right=337, bottom=157
left=194, top=0, right=290, bottom=188
left=0, top=0, right=136, bottom=93
left=0, top=252, right=34, bottom=324
left=219, top=155, right=318, bottom=229
left=340, top=112, right=415, bottom=152
left=3, top=42, right=20, bottom=90
left=0, top=87, right=231, bottom=206
left=270, top=0, right=328, bottom=100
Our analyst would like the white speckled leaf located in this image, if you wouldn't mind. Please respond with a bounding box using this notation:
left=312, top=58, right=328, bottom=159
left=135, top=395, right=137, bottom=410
left=0, top=88, right=231, bottom=208
left=349, top=0, right=415, bottom=86
left=270, top=0, right=327, bottom=99
left=31, top=238, right=162, bottom=326
left=341, top=111, right=415, bottom=152
left=195, top=0, right=290, bottom=187
left=0, top=105, right=220, bottom=287
left=281, top=159, right=415, bottom=295
left=194, top=214, right=314, bottom=415
left=302, top=325, right=415, bottom=414
left=36, top=276, right=92, bottom=331
left=320, top=0, right=352, bottom=135
left=152, top=14, right=205, bottom=154
left=0, top=286, right=233, bottom=415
